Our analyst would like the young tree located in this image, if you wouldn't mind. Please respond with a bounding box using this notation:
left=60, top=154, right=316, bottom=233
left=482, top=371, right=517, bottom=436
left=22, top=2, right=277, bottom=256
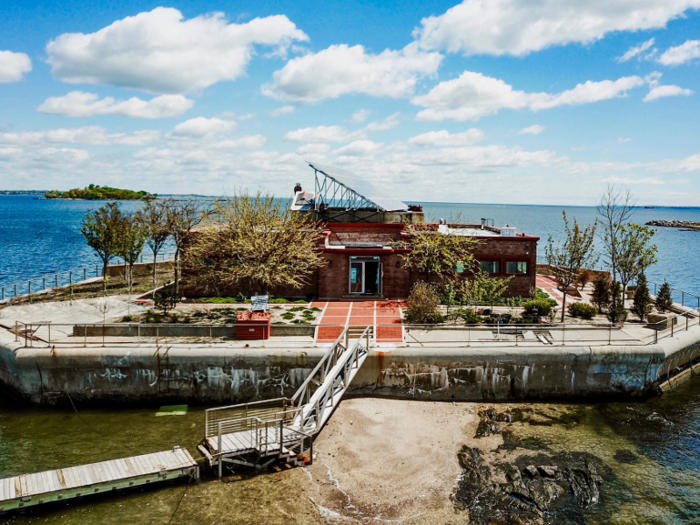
left=395, top=223, right=478, bottom=284
left=591, top=277, right=610, bottom=313
left=631, top=273, right=653, bottom=321
left=545, top=211, right=598, bottom=322
left=607, top=281, right=628, bottom=324
left=405, top=282, right=441, bottom=324
left=166, top=199, right=206, bottom=294
left=81, top=202, right=123, bottom=278
left=116, top=213, right=148, bottom=299
left=186, top=192, right=326, bottom=296
left=616, top=224, right=658, bottom=298
left=138, top=199, right=172, bottom=285
left=655, top=282, right=673, bottom=313
left=597, top=184, right=635, bottom=282
left=479, top=273, right=513, bottom=308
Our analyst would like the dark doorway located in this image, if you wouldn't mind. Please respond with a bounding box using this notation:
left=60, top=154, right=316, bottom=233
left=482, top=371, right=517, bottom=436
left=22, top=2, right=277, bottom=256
left=364, top=262, right=380, bottom=295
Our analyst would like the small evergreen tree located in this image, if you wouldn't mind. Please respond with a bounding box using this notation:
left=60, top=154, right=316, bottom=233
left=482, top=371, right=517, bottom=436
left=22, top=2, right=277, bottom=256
left=631, top=273, right=653, bottom=321
left=655, top=282, right=673, bottom=313
left=591, top=277, right=610, bottom=313
left=606, top=281, right=628, bottom=324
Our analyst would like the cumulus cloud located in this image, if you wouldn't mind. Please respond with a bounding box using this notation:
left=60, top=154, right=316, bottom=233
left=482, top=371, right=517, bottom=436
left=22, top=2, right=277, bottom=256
left=208, top=135, right=267, bottom=150
left=644, top=84, right=694, bottom=101
left=0, top=126, right=160, bottom=146
left=618, top=137, right=632, bottom=143
left=333, top=140, right=383, bottom=157
left=284, top=125, right=366, bottom=143
left=270, top=105, right=295, bottom=117
left=295, top=143, right=331, bottom=155
left=263, top=43, right=442, bottom=102
left=414, top=0, right=700, bottom=56
left=37, top=91, right=194, bottom=119
left=171, top=117, right=236, bottom=138
left=351, top=109, right=371, bottom=123
left=408, top=129, right=484, bottom=146
left=0, top=50, right=32, bottom=83
left=657, top=40, right=700, bottom=65
left=617, top=38, right=656, bottom=62
left=46, top=7, right=308, bottom=94
left=365, top=113, right=400, bottom=131
left=518, top=125, right=545, bottom=135
left=412, top=71, right=644, bottom=121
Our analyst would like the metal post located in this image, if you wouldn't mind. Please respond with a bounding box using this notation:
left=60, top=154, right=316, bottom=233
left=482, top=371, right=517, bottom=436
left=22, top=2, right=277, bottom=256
left=515, top=325, right=518, bottom=347
left=96, top=265, right=99, bottom=277
left=218, top=422, right=223, bottom=478
left=686, top=315, right=689, bottom=331
left=14, top=321, right=18, bottom=342
left=1, top=287, right=4, bottom=301
left=55, top=274, right=59, bottom=290
left=14, top=284, right=17, bottom=297
left=84, top=325, right=87, bottom=348
left=48, top=324, right=50, bottom=346
left=609, top=323, right=612, bottom=345
left=562, top=322, right=566, bottom=346
left=672, top=318, right=674, bottom=338
left=655, top=325, right=658, bottom=344
left=28, top=281, right=31, bottom=296
left=42, top=278, right=45, bottom=291
left=682, top=291, right=685, bottom=307
left=84, top=268, right=87, bottom=281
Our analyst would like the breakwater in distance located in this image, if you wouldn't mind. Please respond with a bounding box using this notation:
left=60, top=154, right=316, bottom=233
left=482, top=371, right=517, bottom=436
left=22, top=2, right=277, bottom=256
left=645, top=219, right=700, bottom=230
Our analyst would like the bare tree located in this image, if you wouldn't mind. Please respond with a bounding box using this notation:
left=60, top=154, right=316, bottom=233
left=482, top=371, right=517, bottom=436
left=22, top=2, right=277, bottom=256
left=545, top=211, right=598, bottom=322
left=597, top=184, right=636, bottom=282
left=115, top=213, right=148, bottom=302
left=186, top=192, right=325, bottom=296
left=138, top=199, right=172, bottom=285
left=166, top=199, right=206, bottom=295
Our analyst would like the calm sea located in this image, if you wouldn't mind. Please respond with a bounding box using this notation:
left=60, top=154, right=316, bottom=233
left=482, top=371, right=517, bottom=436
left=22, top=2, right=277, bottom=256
left=1, top=195, right=699, bottom=296
left=1, top=194, right=700, bottom=522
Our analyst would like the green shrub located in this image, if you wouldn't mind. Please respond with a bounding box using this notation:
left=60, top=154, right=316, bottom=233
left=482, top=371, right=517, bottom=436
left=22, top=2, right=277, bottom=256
left=567, top=302, right=597, bottom=320
left=655, top=282, right=673, bottom=313
left=199, top=297, right=238, bottom=304
left=405, top=282, right=442, bottom=324
left=292, top=319, right=309, bottom=324
left=457, top=308, right=482, bottom=324
left=607, top=281, right=628, bottom=324
left=591, top=278, right=610, bottom=313
left=182, top=316, right=191, bottom=324
left=424, top=313, right=446, bottom=324
left=294, top=299, right=307, bottom=304
left=282, top=312, right=295, bottom=320
left=631, top=273, right=653, bottom=321
left=289, top=306, right=305, bottom=312
left=270, top=298, right=288, bottom=304
left=310, top=307, right=322, bottom=312
left=121, top=314, right=134, bottom=322
left=522, top=298, right=554, bottom=317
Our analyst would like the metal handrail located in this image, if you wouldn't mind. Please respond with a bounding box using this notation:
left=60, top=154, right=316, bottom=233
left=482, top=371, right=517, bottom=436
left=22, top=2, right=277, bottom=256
left=648, top=280, right=700, bottom=309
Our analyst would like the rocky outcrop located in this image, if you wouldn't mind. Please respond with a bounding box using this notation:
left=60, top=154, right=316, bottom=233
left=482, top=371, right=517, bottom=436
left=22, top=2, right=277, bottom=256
left=645, top=219, right=700, bottom=230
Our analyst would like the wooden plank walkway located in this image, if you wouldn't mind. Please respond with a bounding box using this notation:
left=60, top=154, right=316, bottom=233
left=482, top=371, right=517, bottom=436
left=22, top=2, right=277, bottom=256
left=205, top=427, right=301, bottom=455
left=0, top=447, right=198, bottom=512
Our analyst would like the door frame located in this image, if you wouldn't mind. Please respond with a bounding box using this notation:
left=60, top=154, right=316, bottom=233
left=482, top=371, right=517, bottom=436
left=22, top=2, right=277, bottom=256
left=348, top=256, right=383, bottom=295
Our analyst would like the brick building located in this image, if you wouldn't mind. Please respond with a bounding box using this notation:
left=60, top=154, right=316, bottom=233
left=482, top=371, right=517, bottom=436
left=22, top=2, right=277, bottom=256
left=185, top=163, right=539, bottom=300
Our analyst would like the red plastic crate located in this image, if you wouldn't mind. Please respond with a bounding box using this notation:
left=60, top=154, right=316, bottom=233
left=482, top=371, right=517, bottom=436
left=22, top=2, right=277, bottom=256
left=236, top=312, right=271, bottom=340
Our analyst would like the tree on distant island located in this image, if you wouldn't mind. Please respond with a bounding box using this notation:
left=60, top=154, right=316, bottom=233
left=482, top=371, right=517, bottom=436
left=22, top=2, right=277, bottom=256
left=45, top=184, right=155, bottom=200
left=546, top=211, right=598, bottom=322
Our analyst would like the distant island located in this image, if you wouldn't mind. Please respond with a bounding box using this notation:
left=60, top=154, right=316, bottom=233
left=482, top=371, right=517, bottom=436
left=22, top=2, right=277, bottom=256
left=44, top=185, right=156, bottom=201
left=646, top=219, right=700, bottom=231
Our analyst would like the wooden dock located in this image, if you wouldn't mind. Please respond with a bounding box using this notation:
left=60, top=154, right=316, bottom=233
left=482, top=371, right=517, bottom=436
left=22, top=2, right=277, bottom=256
left=0, top=447, right=198, bottom=512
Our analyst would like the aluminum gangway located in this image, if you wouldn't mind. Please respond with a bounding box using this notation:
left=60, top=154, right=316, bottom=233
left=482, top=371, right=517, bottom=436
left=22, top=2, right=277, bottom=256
left=197, top=326, right=371, bottom=476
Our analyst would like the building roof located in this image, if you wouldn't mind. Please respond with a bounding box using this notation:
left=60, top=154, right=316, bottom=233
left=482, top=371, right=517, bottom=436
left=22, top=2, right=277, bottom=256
left=307, top=162, right=408, bottom=212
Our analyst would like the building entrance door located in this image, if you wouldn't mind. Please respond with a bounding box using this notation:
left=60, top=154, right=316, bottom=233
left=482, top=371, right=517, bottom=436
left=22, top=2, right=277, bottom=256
left=349, top=257, right=383, bottom=295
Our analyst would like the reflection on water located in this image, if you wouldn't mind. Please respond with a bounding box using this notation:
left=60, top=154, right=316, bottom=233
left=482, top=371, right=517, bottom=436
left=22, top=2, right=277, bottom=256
left=0, top=377, right=700, bottom=523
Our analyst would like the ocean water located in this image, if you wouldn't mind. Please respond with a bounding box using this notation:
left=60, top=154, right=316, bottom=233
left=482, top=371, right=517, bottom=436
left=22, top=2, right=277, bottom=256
left=1, top=195, right=699, bottom=297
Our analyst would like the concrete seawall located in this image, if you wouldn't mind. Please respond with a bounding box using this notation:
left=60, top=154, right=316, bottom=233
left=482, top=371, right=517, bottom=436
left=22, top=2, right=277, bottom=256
left=1, top=327, right=699, bottom=405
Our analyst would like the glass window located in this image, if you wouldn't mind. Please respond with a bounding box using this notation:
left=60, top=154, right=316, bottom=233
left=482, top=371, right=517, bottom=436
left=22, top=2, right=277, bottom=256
left=480, top=260, right=499, bottom=274
left=507, top=261, right=527, bottom=274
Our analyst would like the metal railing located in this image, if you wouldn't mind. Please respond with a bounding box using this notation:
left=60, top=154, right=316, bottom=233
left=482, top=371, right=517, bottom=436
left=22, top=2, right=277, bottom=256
left=0, top=251, right=176, bottom=303
left=648, top=281, right=700, bottom=310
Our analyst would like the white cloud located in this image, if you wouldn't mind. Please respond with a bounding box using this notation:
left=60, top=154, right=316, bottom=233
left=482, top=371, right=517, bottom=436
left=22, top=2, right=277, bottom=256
left=617, top=38, right=655, bottom=62
left=332, top=140, right=383, bottom=157
left=414, top=0, right=700, bottom=56
left=0, top=126, right=160, bottom=146
left=270, top=105, right=295, bottom=117
left=295, top=143, right=331, bottom=155
left=208, top=135, right=267, bottom=150
left=365, top=113, right=400, bottom=131
left=351, top=109, right=371, bottom=123
left=618, top=137, right=632, bottom=143
left=518, top=125, right=545, bottom=135
left=171, top=117, right=236, bottom=138
left=46, top=7, right=308, bottom=94
left=0, top=50, right=31, bottom=83
left=644, top=84, right=693, bottom=101
left=657, top=39, right=700, bottom=65
left=263, top=43, right=442, bottom=102
left=284, top=125, right=366, bottom=143
left=37, top=91, right=194, bottom=119
left=408, top=129, right=484, bottom=146
left=412, top=71, right=644, bottom=121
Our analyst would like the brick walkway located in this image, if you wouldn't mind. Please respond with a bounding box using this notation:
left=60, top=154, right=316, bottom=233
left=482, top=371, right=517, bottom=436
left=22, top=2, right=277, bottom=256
left=536, top=275, right=583, bottom=307
left=314, top=301, right=403, bottom=343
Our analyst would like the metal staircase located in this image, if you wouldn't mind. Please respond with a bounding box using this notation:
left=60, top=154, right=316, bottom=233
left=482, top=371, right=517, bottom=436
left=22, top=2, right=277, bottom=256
left=197, top=326, right=371, bottom=475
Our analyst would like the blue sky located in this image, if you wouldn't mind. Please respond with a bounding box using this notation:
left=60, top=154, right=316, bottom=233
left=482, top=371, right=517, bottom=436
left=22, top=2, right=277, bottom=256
left=1, top=0, right=700, bottom=205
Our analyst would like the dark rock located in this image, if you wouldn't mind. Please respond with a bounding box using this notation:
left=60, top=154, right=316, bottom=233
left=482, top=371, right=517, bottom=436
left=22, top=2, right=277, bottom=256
left=524, top=465, right=539, bottom=478
left=505, top=465, right=521, bottom=482
left=496, top=412, right=513, bottom=423
left=537, top=465, right=558, bottom=478
left=613, top=449, right=638, bottom=464
left=475, top=420, right=501, bottom=438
